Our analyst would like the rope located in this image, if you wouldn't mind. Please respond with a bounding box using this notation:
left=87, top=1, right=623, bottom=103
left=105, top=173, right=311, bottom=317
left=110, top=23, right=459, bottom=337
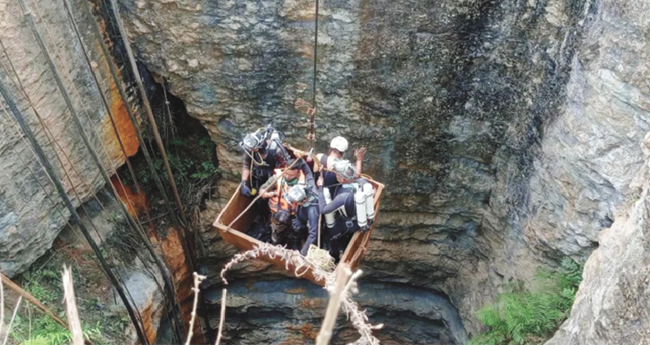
left=0, top=36, right=155, bottom=342
left=59, top=1, right=185, bottom=341
left=0, top=74, right=148, bottom=345
left=21, top=2, right=154, bottom=335
left=78, top=0, right=187, bottom=241
left=308, top=0, right=319, bottom=145
left=109, top=0, right=197, bottom=273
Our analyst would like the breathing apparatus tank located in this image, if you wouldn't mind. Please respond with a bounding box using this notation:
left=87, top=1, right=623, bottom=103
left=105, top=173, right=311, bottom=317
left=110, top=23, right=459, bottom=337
left=355, top=187, right=368, bottom=229
left=323, top=188, right=335, bottom=228
left=363, top=183, right=375, bottom=223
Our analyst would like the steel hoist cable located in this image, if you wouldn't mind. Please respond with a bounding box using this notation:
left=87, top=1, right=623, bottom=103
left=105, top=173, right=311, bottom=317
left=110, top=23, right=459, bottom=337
left=13, top=0, right=149, bottom=342
left=109, top=0, right=197, bottom=273
left=0, top=74, right=148, bottom=345
left=58, top=1, right=185, bottom=341
left=307, top=0, right=320, bottom=145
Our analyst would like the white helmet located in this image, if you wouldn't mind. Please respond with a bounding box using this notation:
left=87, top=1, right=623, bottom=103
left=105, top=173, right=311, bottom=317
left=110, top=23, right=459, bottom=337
left=330, top=136, right=348, bottom=153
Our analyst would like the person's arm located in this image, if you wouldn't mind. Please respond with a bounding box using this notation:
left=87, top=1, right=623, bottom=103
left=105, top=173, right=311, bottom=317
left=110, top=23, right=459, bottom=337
left=299, top=159, right=317, bottom=195
left=241, top=154, right=251, bottom=183
left=354, top=147, right=366, bottom=175
left=259, top=176, right=278, bottom=199
left=317, top=187, right=348, bottom=214
left=313, top=153, right=324, bottom=172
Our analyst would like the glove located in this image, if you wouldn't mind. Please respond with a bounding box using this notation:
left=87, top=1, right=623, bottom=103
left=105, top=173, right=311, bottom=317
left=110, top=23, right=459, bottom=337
left=240, top=181, right=251, bottom=197
left=292, top=218, right=303, bottom=231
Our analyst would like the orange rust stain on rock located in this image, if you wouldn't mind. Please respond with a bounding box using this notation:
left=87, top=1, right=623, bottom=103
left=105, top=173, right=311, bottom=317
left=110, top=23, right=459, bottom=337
left=110, top=175, right=149, bottom=217
left=94, top=36, right=139, bottom=158
left=287, top=323, right=319, bottom=341
left=284, top=287, right=307, bottom=294
left=139, top=301, right=159, bottom=344
left=105, top=72, right=139, bottom=157
left=161, top=227, right=204, bottom=343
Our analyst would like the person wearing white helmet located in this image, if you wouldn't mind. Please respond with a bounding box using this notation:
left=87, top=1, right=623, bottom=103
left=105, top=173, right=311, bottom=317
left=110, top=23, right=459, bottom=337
left=316, top=159, right=370, bottom=261
left=314, top=136, right=366, bottom=193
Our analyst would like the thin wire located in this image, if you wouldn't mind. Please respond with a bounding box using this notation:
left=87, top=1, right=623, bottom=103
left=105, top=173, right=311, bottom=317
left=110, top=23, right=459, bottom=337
left=28, top=0, right=147, bottom=231
left=0, top=73, right=148, bottom=345
left=308, top=0, right=319, bottom=145
left=83, top=0, right=186, bottom=235
left=13, top=1, right=149, bottom=342
left=0, top=54, right=152, bottom=338
left=58, top=1, right=184, bottom=342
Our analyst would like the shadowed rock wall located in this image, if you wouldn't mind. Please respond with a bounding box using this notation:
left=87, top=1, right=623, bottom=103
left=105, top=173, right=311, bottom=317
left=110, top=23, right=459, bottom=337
left=1, top=0, right=649, bottom=343
left=116, top=0, right=618, bottom=340
left=0, top=0, right=140, bottom=276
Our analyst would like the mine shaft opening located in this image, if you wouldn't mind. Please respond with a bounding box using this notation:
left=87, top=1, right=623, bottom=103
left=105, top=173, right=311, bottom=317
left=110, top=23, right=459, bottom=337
left=112, top=74, right=219, bottom=343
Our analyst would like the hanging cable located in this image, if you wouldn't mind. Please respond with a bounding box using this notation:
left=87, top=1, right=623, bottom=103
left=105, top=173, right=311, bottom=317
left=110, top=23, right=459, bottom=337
left=12, top=1, right=149, bottom=343
left=0, top=74, right=148, bottom=345
left=307, top=0, right=320, bottom=145
left=0, top=45, right=157, bottom=342
left=109, top=0, right=197, bottom=272
left=77, top=0, right=188, bottom=240
left=20, top=1, right=184, bottom=341
left=58, top=1, right=185, bottom=341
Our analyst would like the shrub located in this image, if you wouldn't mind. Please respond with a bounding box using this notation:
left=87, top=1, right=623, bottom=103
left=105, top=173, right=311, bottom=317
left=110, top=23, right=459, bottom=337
left=469, top=258, right=583, bottom=345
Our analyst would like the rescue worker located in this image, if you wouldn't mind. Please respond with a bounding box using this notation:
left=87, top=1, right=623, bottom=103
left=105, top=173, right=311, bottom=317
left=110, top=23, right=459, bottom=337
left=316, top=159, right=374, bottom=261
left=239, top=125, right=289, bottom=197
left=313, top=136, right=366, bottom=193
left=286, top=184, right=320, bottom=256
left=259, top=158, right=316, bottom=248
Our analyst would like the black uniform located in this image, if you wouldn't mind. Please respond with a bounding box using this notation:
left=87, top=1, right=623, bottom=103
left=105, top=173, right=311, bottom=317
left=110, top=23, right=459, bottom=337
left=242, top=143, right=287, bottom=192
left=317, top=181, right=365, bottom=260
left=319, top=154, right=339, bottom=195
left=294, top=202, right=319, bottom=256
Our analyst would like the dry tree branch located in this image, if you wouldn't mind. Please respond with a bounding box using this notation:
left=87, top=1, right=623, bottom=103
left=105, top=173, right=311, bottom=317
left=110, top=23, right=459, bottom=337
left=185, top=272, right=206, bottom=345
left=0, top=273, right=67, bottom=327
left=62, top=265, right=84, bottom=345
left=214, top=288, right=227, bottom=345
left=219, top=243, right=381, bottom=344
left=2, top=296, right=21, bottom=345
left=316, top=264, right=352, bottom=345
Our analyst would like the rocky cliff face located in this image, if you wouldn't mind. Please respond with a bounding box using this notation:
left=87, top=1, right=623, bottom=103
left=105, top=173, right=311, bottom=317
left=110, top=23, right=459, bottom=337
left=1, top=0, right=650, bottom=343
left=116, top=0, right=645, bottom=341
left=0, top=0, right=141, bottom=276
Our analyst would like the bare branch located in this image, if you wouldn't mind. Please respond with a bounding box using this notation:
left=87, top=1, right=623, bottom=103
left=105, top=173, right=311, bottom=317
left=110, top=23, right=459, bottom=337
left=62, top=265, right=83, bottom=345
left=185, top=272, right=206, bottom=345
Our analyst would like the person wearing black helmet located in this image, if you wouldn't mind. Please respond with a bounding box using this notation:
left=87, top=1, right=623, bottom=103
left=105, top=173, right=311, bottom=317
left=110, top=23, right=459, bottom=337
left=239, top=125, right=289, bottom=197
left=285, top=183, right=320, bottom=256
left=258, top=158, right=317, bottom=249
left=316, top=159, right=373, bottom=261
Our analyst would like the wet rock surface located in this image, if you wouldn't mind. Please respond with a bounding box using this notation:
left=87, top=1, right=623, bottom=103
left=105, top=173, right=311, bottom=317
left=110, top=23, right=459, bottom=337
left=204, top=279, right=466, bottom=345
left=120, top=0, right=610, bottom=339
left=0, top=0, right=139, bottom=276
left=0, top=0, right=649, bottom=343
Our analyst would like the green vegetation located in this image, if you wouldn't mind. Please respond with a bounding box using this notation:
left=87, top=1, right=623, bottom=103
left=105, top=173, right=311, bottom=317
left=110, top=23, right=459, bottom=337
left=128, top=135, right=220, bottom=187
left=9, top=251, right=130, bottom=345
left=469, top=258, right=583, bottom=345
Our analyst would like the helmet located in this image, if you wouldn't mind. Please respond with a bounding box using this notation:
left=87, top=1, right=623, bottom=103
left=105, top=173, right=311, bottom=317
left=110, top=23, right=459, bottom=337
left=333, top=159, right=357, bottom=180
left=285, top=185, right=307, bottom=203
left=239, top=129, right=266, bottom=152
left=330, top=136, right=348, bottom=153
